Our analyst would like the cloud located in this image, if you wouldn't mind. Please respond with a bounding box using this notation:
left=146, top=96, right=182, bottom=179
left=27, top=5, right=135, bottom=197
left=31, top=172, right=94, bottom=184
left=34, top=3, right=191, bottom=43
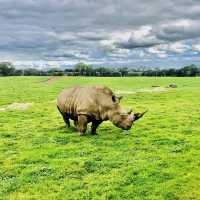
left=147, top=42, right=189, bottom=56
left=167, top=42, right=189, bottom=53
left=0, top=0, right=200, bottom=67
left=113, top=19, right=200, bottom=50
left=147, top=47, right=167, bottom=58
left=192, top=43, right=200, bottom=51
left=115, top=26, right=161, bottom=49
left=155, top=19, right=200, bottom=42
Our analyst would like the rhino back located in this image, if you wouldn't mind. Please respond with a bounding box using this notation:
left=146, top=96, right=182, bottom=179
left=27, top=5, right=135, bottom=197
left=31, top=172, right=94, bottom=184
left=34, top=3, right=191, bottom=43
left=57, top=86, right=114, bottom=119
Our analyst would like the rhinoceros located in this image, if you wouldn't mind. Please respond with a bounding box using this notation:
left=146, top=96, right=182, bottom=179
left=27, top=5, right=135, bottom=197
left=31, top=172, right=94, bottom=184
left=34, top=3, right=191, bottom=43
left=57, top=86, right=146, bottom=136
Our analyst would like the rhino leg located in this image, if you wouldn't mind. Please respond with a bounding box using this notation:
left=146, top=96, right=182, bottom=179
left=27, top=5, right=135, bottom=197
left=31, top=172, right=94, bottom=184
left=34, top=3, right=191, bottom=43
left=62, top=113, right=70, bottom=128
left=57, top=106, right=70, bottom=128
left=78, top=115, right=88, bottom=136
left=74, top=120, right=78, bottom=128
left=91, top=120, right=102, bottom=135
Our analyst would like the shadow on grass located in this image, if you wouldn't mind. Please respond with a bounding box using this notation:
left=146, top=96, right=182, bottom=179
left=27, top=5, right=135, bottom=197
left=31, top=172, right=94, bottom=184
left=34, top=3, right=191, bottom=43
left=46, top=123, right=136, bottom=143
left=46, top=125, right=78, bottom=133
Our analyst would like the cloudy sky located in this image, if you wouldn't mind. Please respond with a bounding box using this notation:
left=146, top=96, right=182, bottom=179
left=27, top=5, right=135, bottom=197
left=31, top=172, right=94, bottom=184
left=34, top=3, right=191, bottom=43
left=1, top=0, right=200, bottom=68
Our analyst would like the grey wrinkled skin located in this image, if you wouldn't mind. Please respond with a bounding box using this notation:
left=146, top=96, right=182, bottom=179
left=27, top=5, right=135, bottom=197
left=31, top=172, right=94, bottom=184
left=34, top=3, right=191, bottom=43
left=57, top=86, right=146, bottom=136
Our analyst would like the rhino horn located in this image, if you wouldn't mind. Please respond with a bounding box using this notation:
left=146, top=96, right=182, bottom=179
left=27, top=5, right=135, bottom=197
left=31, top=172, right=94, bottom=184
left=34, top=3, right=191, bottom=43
left=134, top=110, right=148, bottom=121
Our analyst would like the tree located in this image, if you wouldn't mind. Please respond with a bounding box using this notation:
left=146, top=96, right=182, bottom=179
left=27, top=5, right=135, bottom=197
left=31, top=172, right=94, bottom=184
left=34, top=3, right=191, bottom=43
left=47, top=68, right=64, bottom=76
left=74, top=63, right=95, bottom=76
left=0, top=62, right=15, bottom=76
left=119, top=67, right=128, bottom=76
left=95, top=67, right=112, bottom=76
left=180, top=64, right=199, bottom=76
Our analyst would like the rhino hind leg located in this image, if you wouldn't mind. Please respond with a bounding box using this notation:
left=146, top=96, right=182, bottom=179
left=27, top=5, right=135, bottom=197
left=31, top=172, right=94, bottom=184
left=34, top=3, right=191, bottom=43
left=91, top=120, right=102, bottom=135
left=78, top=115, right=88, bottom=136
left=63, top=114, right=70, bottom=128
left=74, top=120, right=78, bottom=128
left=61, top=113, right=70, bottom=128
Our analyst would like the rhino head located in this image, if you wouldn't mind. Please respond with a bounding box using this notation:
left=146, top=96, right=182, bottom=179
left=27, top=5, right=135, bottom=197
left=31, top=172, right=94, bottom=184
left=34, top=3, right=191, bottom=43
left=108, top=95, right=147, bottom=130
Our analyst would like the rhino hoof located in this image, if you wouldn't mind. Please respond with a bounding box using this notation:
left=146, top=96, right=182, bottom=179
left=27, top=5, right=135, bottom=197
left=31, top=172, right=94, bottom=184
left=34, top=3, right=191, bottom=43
left=91, top=132, right=98, bottom=135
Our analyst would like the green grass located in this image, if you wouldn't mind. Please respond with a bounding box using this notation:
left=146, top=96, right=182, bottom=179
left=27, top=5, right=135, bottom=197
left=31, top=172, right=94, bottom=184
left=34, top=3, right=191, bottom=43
left=0, top=76, right=200, bottom=200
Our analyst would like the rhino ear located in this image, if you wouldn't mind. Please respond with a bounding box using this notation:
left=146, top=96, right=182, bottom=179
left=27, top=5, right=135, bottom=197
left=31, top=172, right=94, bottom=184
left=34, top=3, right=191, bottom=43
left=113, top=95, right=123, bottom=103
left=134, top=110, right=148, bottom=121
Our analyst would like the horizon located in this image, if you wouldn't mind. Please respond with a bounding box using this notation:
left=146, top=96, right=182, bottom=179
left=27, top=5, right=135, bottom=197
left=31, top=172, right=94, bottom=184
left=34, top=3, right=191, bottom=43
left=1, top=0, right=200, bottom=68
left=6, top=61, right=199, bottom=71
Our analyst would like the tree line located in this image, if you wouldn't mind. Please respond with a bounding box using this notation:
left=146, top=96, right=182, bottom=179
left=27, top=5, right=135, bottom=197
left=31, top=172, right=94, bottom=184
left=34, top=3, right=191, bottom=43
left=0, top=62, right=200, bottom=77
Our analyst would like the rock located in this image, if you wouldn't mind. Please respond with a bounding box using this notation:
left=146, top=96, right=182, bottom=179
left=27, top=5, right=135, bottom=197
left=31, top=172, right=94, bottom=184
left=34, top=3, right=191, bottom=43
left=168, top=84, right=177, bottom=88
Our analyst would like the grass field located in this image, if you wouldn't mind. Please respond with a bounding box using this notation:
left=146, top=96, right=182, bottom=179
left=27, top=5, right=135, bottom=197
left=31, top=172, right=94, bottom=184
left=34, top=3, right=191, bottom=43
left=0, top=76, right=200, bottom=200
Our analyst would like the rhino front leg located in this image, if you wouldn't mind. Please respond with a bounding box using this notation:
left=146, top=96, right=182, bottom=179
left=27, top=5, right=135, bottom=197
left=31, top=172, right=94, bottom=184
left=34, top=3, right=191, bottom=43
left=91, top=120, right=102, bottom=135
left=78, top=115, right=88, bottom=136
left=57, top=106, right=70, bottom=128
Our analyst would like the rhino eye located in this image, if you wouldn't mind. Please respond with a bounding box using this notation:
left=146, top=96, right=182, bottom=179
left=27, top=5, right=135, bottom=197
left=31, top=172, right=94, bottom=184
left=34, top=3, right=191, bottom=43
left=112, top=96, right=116, bottom=102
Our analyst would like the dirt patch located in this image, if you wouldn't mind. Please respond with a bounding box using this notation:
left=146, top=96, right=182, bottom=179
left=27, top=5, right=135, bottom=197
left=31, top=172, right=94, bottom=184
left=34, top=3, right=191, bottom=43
left=116, top=87, right=167, bottom=95
left=39, top=76, right=62, bottom=84
left=0, top=103, right=33, bottom=111
left=138, top=87, right=167, bottom=93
